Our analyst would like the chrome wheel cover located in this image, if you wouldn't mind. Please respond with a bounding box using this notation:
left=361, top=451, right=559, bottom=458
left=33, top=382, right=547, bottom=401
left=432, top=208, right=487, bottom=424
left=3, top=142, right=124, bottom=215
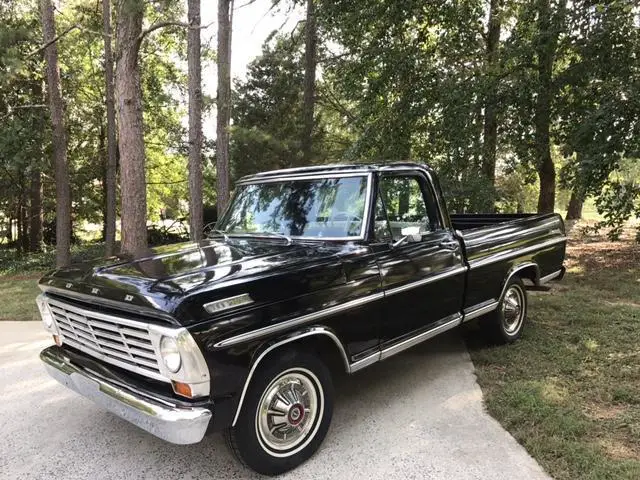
left=501, top=285, right=525, bottom=334
left=255, top=368, right=323, bottom=457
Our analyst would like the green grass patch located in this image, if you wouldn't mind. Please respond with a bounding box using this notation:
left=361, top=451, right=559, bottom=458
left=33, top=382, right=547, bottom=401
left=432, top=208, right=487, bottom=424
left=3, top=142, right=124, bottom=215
left=467, top=237, right=640, bottom=479
left=0, top=242, right=107, bottom=277
left=0, top=277, right=41, bottom=321
left=0, top=243, right=108, bottom=320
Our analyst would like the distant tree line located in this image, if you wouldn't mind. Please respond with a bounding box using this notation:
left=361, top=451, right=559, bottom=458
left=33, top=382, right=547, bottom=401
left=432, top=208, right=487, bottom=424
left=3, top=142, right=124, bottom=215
left=0, top=0, right=638, bottom=267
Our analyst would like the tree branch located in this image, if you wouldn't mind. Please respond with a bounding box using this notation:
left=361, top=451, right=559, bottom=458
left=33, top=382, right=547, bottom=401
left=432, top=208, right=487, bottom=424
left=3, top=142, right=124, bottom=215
left=138, top=20, right=215, bottom=45
left=27, top=21, right=107, bottom=59
left=27, top=24, right=78, bottom=58
left=146, top=179, right=187, bottom=185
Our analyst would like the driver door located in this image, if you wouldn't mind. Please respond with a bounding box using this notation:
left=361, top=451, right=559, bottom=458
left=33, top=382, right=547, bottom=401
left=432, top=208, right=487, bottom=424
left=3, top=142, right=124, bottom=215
left=373, top=172, right=465, bottom=346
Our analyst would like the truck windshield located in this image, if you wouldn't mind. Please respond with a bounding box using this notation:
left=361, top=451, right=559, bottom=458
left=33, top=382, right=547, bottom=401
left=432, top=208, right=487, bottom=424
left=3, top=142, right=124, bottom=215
left=217, top=176, right=369, bottom=239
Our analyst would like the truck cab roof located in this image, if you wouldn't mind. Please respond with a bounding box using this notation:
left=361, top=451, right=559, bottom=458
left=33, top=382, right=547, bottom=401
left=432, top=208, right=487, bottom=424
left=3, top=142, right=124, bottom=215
left=237, top=162, right=438, bottom=184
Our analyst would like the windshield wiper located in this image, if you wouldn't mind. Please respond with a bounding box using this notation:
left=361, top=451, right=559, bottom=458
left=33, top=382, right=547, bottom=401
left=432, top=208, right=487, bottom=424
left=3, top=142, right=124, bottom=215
left=204, top=225, right=230, bottom=242
left=250, top=231, right=293, bottom=245
left=207, top=225, right=293, bottom=245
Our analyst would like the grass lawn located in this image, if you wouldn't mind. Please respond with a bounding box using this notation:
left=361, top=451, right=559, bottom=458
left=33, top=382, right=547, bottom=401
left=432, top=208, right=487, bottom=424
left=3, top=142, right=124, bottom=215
left=0, top=243, right=106, bottom=321
left=0, top=276, right=41, bottom=321
left=467, top=228, right=640, bottom=479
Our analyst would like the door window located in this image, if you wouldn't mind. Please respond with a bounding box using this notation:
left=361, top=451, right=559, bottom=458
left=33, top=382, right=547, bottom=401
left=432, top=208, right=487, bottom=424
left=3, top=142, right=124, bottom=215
left=379, top=175, right=436, bottom=241
left=373, top=188, right=393, bottom=242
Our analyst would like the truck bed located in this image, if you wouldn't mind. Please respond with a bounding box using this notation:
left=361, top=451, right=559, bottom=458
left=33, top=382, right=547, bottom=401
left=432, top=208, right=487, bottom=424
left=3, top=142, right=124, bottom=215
left=451, top=213, right=537, bottom=231
left=451, top=212, right=566, bottom=314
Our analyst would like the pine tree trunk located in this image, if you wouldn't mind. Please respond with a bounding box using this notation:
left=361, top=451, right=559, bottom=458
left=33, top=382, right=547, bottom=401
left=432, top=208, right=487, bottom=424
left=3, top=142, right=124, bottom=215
left=216, top=0, right=232, bottom=217
left=16, top=199, right=23, bottom=255
left=103, top=0, right=118, bottom=256
left=565, top=190, right=584, bottom=220
left=29, top=170, right=43, bottom=252
left=301, top=0, right=317, bottom=165
left=115, top=0, right=147, bottom=256
left=534, top=0, right=557, bottom=214
left=7, top=215, right=13, bottom=244
left=21, top=195, right=29, bottom=253
left=482, top=0, right=501, bottom=191
left=188, top=0, right=203, bottom=240
left=41, top=0, right=71, bottom=267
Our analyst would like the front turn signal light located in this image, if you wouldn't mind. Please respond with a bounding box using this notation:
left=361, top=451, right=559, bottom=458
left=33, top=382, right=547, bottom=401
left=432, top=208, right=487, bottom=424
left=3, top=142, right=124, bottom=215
left=172, top=381, right=193, bottom=398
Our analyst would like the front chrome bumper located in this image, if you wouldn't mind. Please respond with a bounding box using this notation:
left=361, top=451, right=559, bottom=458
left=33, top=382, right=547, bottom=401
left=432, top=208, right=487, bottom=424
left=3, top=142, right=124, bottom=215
left=40, top=346, right=212, bottom=445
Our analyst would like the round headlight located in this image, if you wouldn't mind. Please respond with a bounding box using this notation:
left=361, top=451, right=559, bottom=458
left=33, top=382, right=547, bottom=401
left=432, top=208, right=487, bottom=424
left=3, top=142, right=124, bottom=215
left=160, top=336, right=182, bottom=373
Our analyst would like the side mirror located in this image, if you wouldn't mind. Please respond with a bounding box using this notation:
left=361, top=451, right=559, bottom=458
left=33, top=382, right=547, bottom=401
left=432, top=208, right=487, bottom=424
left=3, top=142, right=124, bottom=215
left=393, top=226, right=422, bottom=248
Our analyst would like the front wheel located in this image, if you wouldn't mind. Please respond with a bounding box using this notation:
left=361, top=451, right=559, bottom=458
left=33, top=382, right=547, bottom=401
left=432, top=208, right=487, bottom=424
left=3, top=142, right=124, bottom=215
left=224, top=350, right=334, bottom=476
left=486, top=276, right=528, bottom=344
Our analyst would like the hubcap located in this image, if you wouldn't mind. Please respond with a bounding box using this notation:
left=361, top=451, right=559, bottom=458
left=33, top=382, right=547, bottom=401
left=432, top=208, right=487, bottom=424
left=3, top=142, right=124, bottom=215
left=256, top=370, right=321, bottom=454
left=502, top=285, right=524, bottom=334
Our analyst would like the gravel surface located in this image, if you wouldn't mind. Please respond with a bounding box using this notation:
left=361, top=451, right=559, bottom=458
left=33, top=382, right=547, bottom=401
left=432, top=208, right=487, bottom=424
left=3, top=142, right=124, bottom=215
left=1, top=322, right=550, bottom=480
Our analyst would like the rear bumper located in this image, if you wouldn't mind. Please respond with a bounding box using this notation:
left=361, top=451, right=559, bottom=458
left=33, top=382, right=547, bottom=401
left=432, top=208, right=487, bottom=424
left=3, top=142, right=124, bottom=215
left=40, top=346, right=212, bottom=445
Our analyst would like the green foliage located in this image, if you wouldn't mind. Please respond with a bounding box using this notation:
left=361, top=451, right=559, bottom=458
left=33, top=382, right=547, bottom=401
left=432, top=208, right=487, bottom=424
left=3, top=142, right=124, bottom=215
left=591, top=181, right=640, bottom=241
left=0, top=242, right=107, bottom=276
left=231, top=35, right=307, bottom=178
left=1, top=0, right=639, bottom=247
left=231, top=33, right=342, bottom=179
left=0, top=0, right=214, bottom=251
left=0, top=0, right=50, bottom=234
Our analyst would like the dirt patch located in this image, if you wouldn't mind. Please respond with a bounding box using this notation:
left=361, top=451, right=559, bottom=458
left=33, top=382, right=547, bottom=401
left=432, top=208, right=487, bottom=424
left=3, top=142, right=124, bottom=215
left=599, top=438, right=640, bottom=460
left=584, top=403, right=627, bottom=420
left=566, top=241, right=640, bottom=274
left=566, top=222, right=640, bottom=274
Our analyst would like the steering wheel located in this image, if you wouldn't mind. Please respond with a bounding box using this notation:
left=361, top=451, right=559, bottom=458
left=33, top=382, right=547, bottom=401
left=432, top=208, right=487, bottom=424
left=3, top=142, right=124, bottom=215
left=331, top=211, right=361, bottom=222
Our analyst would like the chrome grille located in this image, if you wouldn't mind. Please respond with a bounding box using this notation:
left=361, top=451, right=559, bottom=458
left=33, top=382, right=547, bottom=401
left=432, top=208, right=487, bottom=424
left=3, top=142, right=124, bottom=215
left=46, top=297, right=166, bottom=382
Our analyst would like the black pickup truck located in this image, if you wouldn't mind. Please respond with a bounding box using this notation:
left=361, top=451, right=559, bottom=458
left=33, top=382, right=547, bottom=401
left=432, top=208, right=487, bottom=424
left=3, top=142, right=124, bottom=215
left=37, top=163, right=566, bottom=475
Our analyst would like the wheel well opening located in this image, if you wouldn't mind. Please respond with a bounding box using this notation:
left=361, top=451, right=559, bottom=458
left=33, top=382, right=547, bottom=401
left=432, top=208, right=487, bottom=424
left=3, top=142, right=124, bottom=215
left=513, top=265, right=538, bottom=286
left=259, top=333, right=349, bottom=379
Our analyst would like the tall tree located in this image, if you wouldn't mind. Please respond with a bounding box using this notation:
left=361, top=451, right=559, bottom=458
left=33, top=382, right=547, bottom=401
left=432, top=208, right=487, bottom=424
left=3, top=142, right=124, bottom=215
left=216, top=0, right=232, bottom=217
left=102, top=0, right=117, bottom=256
left=114, top=0, right=147, bottom=255
left=187, top=0, right=203, bottom=240
left=481, top=0, right=501, bottom=190
left=533, top=0, right=566, bottom=213
left=29, top=169, right=43, bottom=252
left=301, top=0, right=317, bottom=164
left=41, top=0, right=71, bottom=267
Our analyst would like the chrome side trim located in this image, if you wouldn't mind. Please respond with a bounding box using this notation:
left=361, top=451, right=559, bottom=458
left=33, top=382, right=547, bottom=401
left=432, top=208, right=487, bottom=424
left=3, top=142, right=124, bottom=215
left=349, top=352, right=380, bottom=372
left=463, top=301, right=499, bottom=322
left=468, top=237, right=566, bottom=270
left=231, top=327, right=350, bottom=426
left=380, top=314, right=462, bottom=360
left=214, top=291, right=385, bottom=349
left=384, top=266, right=466, bottom=297
left=40, top=346, right=212, bottom=445
left=539, top=268, right=564, bottom=284
left=203, top=293, right=254, bottom=314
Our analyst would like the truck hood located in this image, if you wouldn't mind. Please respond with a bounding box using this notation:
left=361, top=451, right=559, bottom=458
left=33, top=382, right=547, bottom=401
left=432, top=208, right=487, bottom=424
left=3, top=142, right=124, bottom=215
left=39, top=239, right=353, bottom=325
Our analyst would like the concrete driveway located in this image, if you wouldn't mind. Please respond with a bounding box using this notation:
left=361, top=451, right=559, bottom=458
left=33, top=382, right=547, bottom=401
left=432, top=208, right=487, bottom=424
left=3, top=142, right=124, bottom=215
left=1, top=322, right=550, bottom=479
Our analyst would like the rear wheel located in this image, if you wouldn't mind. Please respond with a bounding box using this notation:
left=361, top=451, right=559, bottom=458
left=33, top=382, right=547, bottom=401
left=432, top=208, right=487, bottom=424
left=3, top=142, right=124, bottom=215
left=224, top=349, right=334, bottom=476
left=486, top=277, right=527, bottom=344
